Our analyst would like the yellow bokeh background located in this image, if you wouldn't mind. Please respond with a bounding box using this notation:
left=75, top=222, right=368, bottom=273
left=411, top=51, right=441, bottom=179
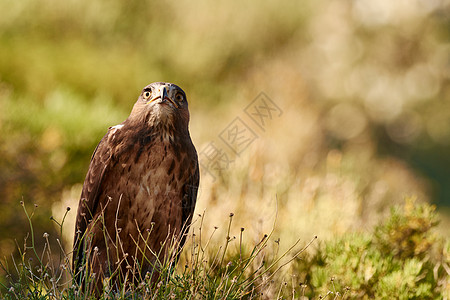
left=0, top=0, right=449, bottom=270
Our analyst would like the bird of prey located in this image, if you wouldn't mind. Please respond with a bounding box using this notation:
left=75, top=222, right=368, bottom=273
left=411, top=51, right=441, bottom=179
left=73, top=82, right=199, bottom=294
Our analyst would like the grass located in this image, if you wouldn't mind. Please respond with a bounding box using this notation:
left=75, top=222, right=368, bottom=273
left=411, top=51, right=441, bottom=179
left=295, top=199, right=450, bottom=299
left=0, top=203, right=316, bottom=299
left=1, top=198, right=448, bottom=299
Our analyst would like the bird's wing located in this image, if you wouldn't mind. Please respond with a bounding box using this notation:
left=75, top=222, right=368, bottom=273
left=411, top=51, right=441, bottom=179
left=180, top=156, right=200, bottom=248
left=72, top=128, right=115, bottom=272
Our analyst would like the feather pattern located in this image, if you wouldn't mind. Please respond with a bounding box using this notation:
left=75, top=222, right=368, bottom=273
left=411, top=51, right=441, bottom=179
left=73, top=82, right=199, bottom=293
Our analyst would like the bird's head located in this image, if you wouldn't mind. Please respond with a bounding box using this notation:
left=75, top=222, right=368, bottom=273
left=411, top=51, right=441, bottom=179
left=129, top=82, right=190, bottom=131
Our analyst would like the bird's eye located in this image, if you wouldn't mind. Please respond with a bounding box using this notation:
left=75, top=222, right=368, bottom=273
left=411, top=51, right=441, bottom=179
left=143, top=91, right=152, bottom=99
left=175, top=93, right=184, bottom=102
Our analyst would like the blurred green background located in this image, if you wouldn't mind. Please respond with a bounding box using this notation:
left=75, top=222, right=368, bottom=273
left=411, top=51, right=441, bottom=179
left=0, top=0, right=449, bottom=276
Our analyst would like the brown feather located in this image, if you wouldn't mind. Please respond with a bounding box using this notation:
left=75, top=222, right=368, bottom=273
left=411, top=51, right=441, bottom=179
left=73, top=83, right=199, bottom=293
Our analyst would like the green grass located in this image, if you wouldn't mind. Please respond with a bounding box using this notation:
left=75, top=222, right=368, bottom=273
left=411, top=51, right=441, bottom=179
left=0, top=204, right=316, bottom=299
left=0, top=199, right=448, bottom=299
left=295, top=199, right=450, bottom=299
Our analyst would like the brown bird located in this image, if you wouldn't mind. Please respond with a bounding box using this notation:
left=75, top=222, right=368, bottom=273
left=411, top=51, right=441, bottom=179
left=73, top=82, right=199, bottom=294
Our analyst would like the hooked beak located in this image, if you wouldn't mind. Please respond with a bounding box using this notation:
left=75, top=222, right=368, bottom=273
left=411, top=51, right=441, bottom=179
left=148, top=86, right=179, bottom=108
left=160, top=86, right=169, bottom=103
